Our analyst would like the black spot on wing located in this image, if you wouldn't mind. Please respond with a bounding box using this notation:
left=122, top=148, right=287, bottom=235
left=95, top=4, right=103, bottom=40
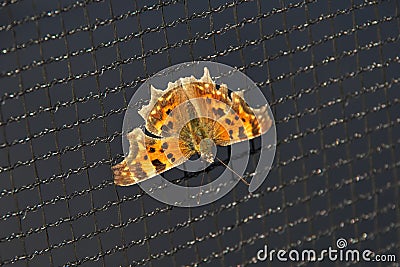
left=161, top=125, right=168, bottom=133
left=228, top=130, right=233, bottom=139
left=238, top=126, right=247, bottom=139
left=161, top=121, right=174, bottom=134
left=212, top=107, right=225, bottom=117
left=151, top=159, right=166, bottom=172
left=161, top=142, right=169, bottom=149
left=167, top=121, right=173, bottom=129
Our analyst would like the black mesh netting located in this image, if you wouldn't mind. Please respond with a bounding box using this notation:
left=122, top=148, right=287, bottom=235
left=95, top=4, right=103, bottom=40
left=0, top=0, right=399, bottom=266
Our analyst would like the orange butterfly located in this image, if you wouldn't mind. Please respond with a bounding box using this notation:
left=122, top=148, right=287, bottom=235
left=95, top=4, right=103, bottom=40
left=112, top=68, right=272, bottom=186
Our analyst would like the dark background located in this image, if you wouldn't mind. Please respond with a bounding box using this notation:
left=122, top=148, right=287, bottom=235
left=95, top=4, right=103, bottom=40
left=0, top=0, right=399, bottom=266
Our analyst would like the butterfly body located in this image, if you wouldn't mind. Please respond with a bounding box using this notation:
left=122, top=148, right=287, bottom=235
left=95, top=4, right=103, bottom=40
left=178, top=117, right=226, bottom=162
left=112, top=68, right=272, bottom=186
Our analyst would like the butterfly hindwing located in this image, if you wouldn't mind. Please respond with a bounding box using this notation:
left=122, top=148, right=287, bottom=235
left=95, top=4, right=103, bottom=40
left=112, top=128, right=193, bottom=186
left=217, top=91, right=272, bottom=145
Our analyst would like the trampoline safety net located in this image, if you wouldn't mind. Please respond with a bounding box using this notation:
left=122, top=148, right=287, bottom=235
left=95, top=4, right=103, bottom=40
left=0, top=0, right=399, bottom=266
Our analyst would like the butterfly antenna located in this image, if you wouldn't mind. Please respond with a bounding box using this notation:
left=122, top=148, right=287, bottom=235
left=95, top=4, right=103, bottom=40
left=215, top=156, right=249, bottom=186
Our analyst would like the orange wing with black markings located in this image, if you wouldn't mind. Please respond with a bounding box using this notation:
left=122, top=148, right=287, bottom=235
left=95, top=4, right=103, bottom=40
left=112, top=128, right=194, bottom=186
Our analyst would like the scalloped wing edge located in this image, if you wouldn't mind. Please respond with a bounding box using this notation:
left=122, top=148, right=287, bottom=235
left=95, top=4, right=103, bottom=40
left=138, top=67, right=214, bottom=121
